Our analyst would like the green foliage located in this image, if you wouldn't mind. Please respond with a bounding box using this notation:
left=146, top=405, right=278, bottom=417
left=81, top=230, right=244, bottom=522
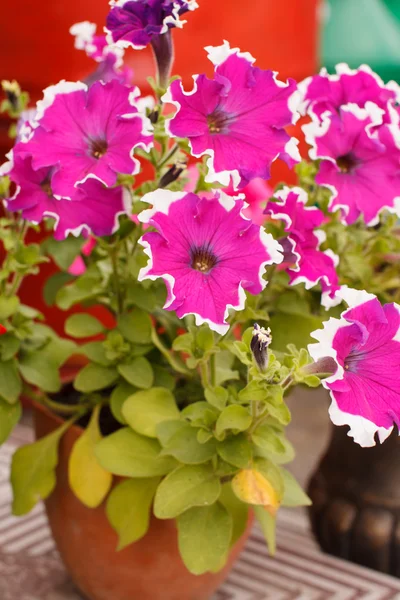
left=65, top=314, right=105, bottom=338
left=122, top=387, right=179, bottom=437
left=11, top=419, right=73, bottom=515
left=154, top=464, right=221, bottom=519
left=0, top=398, right=21, bottom=444
left=106, top=477, right=160, bottom=550
left=118, top=356, right=154, bottom=389
left=95, top=427, right=177, bottom=477
left=74, top=363, right=119, bottom=393
left=177, top=503, right=232, bottom=574
left=160, top=422, right=216, bottom=464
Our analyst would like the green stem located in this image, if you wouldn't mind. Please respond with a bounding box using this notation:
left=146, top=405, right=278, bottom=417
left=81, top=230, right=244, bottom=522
left=110, top=246, right=123, bottom=316
left=151, top=327, right=192, bottom=376
left=200, top=361, right=209, bottom=388
left=156, top=143, right=179, bottom=171
left=209, top=353, right=216, bottom=388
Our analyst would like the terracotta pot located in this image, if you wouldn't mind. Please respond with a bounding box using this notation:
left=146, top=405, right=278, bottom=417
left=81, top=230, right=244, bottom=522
left=32, top=400, right=253, bottom=600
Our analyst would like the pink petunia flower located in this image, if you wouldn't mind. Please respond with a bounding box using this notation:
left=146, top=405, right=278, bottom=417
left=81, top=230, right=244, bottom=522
left=105, top=0, right=198, bottom=50
left=68, top=236, right=97, bottom=275
left=138, top=189, right=283, bottom=334
left=309, top=287, right=400, bottom=447
left=17, top=80, right=153, bottom=199
left=184, top=165, right=272, bottom=225
left=299, top=63, right=399, bottom=123
left=4, top=154, right=130, bottom=240
left=163, top=41, right=300, bottom=190
left=304, top=103, right=400, bottom=226
left=265, top=187, right=339, bottom=307
left=70, top=21, right=132, bottom=86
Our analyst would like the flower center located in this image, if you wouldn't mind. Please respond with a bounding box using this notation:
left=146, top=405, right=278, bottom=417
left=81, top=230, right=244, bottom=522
left=90, top=138, right=108, bottom=160
left=207, top=110, right=228, bottom=134
left=40, top=177, right=53, bottom=198
left=191, top=246, right=218, bottom=273
left=336, top=153, right=358, bottom=173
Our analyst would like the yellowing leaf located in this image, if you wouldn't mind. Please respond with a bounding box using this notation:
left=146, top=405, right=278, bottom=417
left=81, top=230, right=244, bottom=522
left=68, top=405, right=112, bottom=508
left=232, top=468, right=280, bottom=515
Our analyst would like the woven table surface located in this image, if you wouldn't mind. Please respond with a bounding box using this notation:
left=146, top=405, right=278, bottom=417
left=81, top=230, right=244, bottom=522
left=2, top=424, right=400, bottom=600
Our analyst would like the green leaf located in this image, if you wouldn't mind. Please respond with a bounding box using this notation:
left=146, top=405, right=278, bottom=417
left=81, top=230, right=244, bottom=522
left=255, top=457, right=285, bottom=502
left=215, top=405, right=252, bottom=439
left=126, top=283, right=157, bottom=312
left=0, top=359, right=22, bottom=403
left=238, top=380, right=269, bottom=404
left=219, top=483, right=249, bottom=546
left=195, top=326, right=214, bottom=353
left=122, top=387, right=179, bottom=438
left=160, top=422, right=216, bottom=464
left=43, top=272, right=74, bottom=306
left=214, top=351, right=239, bottom=385
left=11, top=419, right=72, bottom=515
left=0, top=398, right=21, bottom=444
left=43, top=236, right=84, bottom=270
left=110, top=381, right=137, bottom=424
left=18, top=353, right=60, bottom=393
left=153, top=365, right=175, bottom=390
left=0, top=296, right=19, bottom=320
left=217, top=434, right=252, bottom=469
left=172, top=333, right=193, bottom=354
left=204, top=387, right=228, bottom=411
left=0, top=333, right=20, bottom=361
left=154, top=464, right=221, bottom=519
left=40, top=337, right=76, bottom=368
left=68, top=405, right=112, bottom=508
left=252, top=425, right=288, bottom=455
left=281, top=468, right=311, bottom=507
left=181, top=402, right=219, bottom=428
left=156, top=419, right=186, bottom=447
left=95, top=428, right=177, bottom=477
left=118, top=309, right=152, bottom=345
left=118, top=357, right=154, bottom=389
left=80, top=341, right=112, bottom=366
left=177, top=503, right=232, bottom=574
left=65, top=314, right=104, bottom=338
left=270, top=312, right=323, bottom=353
left=254, top=506, right=276, bottom=555
left=106, top=478, right=160, bottom=550
left=74, top=363, right=119, bottom=393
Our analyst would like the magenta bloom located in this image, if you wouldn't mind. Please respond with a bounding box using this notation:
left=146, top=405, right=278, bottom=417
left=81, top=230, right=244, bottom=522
left=70, top=21, right=132, bottom=86
left=106, top=0, right=198, bottom=49
left=265, top=187, right=339, bottom=306
left=5, top=154, right=129, bottom=240
left=18, top=80, right=152, bottom=199
left=68, top=236, right=97, bottom=275
left=164, top=41, right=300, bottom=189
left=304, top=104, right=400, bottom=225
left=309, top=288, right=400, bottom=447
left=299, top=64, right=399, bottom=122
left=138, top=189, right=283, bottom=334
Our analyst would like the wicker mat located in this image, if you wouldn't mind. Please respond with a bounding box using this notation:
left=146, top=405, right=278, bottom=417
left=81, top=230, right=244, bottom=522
left=2, top=425, right=400, bottom=600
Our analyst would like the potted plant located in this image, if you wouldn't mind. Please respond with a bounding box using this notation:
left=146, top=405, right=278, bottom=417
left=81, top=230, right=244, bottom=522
left=1, top=2, right=400, bottom=598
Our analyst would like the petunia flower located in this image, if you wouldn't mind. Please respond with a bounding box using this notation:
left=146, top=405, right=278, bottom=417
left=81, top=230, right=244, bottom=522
left=70, top=21, right=132, bottom=86
left=105, top=0, right=198, bottom=50
left=184, top=165, right=271, bottom=225
left=138, top=189, right=283, bottom=334
left=4, top=154, right=130, bottom=240
left=299, top=63, right=399, bottom=123
left=163, top=41, right=300, bottom=190
left=304, top=103, right=400, bottom=226
left=309, top=287, right=400, bottom=447
left=17, top=79, right=152, bottom=199
left=265, top=186, right=339, bottom=306
left=68, top=236, right=97, bottom=276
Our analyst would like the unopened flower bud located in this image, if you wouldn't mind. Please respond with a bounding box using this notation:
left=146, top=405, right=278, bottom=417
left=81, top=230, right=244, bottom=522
left=301, top=356, right=337, bottom=378
left=159, top=160, right=187, bottom=188
left=2, top=80, right=20, bottom=111
left=250, top=323, right=272, bottom=372
left=149, top=107, right=159, bottom=124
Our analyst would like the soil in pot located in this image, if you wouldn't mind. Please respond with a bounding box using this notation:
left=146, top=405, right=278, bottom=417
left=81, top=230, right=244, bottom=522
left=32, top=391, right=253, bottom=600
